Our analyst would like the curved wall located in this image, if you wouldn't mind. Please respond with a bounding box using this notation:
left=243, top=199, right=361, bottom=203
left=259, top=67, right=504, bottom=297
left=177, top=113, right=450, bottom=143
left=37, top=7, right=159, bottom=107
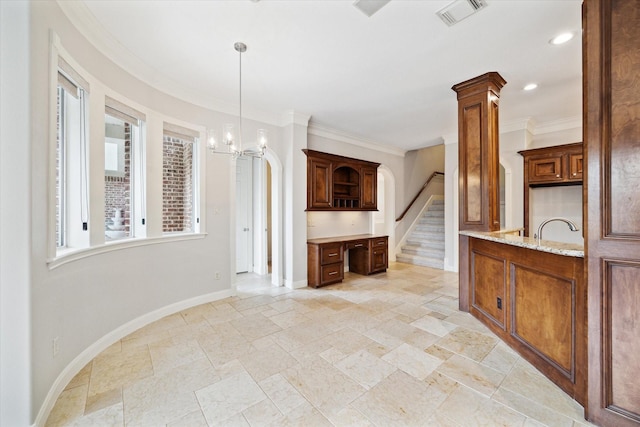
left=28, top=2, right=281, bottom=422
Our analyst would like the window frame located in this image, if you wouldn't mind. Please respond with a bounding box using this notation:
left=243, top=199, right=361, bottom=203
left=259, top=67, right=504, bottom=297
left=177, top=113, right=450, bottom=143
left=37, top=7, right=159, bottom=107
left=162, top=123, right=201, bottom=235
left=48, top=34, right=207, bottom=270
left=104, top=96, right=147, bottom=242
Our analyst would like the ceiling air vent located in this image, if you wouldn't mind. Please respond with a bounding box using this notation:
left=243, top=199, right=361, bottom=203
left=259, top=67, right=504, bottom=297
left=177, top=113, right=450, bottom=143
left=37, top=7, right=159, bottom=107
left=436, top=0, right=487, bottom=26
left=353, top=0, right=392, bottom=17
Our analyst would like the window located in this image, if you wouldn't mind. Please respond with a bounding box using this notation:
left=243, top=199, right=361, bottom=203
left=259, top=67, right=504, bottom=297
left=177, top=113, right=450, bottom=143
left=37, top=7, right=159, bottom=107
left=162, top=123, right=200, bottom=234
left=56, top=57, right=90, bottom=251
left=104, top=97, right=146, bottom=241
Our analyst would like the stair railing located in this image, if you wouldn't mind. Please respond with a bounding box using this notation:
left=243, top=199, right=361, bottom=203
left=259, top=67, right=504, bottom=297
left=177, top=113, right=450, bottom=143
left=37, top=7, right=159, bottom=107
left=395, top=171, right=444, bottom=222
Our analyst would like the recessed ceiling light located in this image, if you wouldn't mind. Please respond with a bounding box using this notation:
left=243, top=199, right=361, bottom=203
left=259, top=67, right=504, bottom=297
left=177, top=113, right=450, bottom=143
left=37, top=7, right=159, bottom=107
left=550, top=32, right=574, bottom=45
left=524, top=83, right=538, bottom=91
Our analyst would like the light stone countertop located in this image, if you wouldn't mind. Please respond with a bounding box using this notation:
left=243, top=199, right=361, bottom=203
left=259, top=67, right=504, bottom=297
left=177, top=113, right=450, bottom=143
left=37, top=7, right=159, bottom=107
left=460, top=229, right=584, bottom=258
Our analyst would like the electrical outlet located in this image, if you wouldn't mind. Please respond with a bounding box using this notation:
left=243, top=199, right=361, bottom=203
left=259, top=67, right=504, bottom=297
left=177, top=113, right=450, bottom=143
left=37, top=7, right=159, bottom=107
left=52, top=337, right=60, bottom=357
left=497, top=297, right=502, bottom=310
left=214, top=272, right=221, bottom=280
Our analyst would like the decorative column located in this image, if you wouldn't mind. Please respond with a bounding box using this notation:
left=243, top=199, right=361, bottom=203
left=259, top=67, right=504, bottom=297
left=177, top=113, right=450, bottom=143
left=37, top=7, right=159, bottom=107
left=452, top=72, right=506, bottom=311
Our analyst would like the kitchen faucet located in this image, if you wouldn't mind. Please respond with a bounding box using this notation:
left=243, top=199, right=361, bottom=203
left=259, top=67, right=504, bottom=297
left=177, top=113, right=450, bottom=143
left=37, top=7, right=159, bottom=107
left=535, top=217, right=580, bottom=245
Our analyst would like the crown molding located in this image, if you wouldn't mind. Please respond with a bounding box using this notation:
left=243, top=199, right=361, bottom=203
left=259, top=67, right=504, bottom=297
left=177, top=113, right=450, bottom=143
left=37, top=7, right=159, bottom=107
left=532, top=115, right=582, bottom=135
left=308, top=123, right=406, bottom=157
left=500, top=117, right=535, bottom=135
left=499, top=115, right=581, bottom=136
left=281, top=111, right=311, bottom=127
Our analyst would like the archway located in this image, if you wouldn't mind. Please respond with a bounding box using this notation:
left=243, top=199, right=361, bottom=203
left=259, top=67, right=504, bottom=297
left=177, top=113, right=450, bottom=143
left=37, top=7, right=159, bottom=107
left=259, top=148, right=283, bottom=286
left=373, top=165, right=397, bottom=261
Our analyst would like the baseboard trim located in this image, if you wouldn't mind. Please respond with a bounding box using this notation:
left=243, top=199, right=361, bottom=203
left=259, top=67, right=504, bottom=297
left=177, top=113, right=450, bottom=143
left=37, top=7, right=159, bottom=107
left=34, top=288, right=236, bottom=427
left=285, top=279, right=307, bottom=289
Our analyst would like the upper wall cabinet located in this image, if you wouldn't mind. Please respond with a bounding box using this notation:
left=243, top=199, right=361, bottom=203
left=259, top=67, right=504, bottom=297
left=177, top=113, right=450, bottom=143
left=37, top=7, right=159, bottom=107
left=518, top=142, right=583, bottom=236
left=303, top=149, right=380, bottom=211
left=519, top=142, right=583, bottom=186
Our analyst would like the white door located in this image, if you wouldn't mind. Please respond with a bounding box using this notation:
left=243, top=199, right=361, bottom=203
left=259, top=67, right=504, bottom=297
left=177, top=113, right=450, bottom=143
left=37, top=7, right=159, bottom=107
left=236, top=157, right=252, bottom=273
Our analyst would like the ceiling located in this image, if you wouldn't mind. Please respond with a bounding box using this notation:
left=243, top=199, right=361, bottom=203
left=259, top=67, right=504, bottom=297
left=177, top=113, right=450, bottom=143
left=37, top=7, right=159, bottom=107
left=60, top=0, right=583, bottom=152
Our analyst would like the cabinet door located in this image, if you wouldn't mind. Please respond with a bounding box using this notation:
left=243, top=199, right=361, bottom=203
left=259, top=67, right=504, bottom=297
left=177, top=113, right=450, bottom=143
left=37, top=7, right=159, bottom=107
left=569, top=153, right=583, bottom=181
left=371, top=248, right=387, bottom=272
left=361, top=166, right=377, bottom=210
left=528, top=156, right=563, bottom=183
left=370, top=237, right=388, bottom=272
left=308, top=158, right=332, bottom=209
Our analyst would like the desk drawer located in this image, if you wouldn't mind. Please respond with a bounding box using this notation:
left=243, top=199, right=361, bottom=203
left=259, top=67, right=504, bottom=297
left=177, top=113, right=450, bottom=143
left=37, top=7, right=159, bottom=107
left=320, top=243, right=343, bottom=265
left=371, top=237, right=388, bottom=248
left=345, top=240, right=368, bottom=250
left=321, top=263, right=344, bottom=284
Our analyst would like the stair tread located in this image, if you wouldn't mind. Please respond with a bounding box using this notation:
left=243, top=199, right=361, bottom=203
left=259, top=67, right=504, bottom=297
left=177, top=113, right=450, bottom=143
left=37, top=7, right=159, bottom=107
left=399, top=197, right=445, bottom=270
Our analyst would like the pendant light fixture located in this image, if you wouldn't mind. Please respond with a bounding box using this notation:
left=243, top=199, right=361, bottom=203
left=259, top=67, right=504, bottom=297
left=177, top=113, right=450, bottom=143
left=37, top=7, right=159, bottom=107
left=207, top=42, right=268, bottom=157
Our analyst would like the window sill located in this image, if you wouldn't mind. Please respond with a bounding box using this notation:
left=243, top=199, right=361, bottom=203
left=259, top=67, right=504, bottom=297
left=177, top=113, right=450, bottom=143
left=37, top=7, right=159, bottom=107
left=48, top=233, right=207, bottom=270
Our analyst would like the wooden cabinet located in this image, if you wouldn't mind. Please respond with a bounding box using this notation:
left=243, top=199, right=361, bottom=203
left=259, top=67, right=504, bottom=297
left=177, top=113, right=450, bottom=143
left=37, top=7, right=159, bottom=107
left=307, top=241, right=344, bottom=287
left=468, top=237, right=586, bottom=405
left=519, top=142, right=583, bottom=186
left=307, top=235, right=388, bottom=287
left=361, top=166, right=378, bottom=210
left=349, top=236, right=388, bottom=275
left=307, top=157, right=332, bottom=209
left=518, top=142, right=583, bottom=236
left=370, top=237, right=388, bottom=272
left=303, top=149, right=380, bottom=211
left=569, top=152, right=583, bottom=180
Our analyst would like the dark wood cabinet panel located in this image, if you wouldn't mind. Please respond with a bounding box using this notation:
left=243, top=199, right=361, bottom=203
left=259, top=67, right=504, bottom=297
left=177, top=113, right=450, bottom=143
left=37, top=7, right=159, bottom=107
left=512, top=264, right=574, bottom=376
left=605, top=261, right=640, bottom=418
left=471, top=251, right=507, bottom=329
left=467, top=237, right=586, bottom=405
left=569, top=153, right=583, bottom=180
left=308, top=235, right=387, bottom=287
left=369, top=237, right=388, bottom=273
left=361, top=166, right=377, bottom=210
left=585, top=1, right=640, bottom=422
left=303, top=150, right=379, bottom=211
left=529, top=156, right=563, bottom=183
left=307, top=157, right=332, bottom=209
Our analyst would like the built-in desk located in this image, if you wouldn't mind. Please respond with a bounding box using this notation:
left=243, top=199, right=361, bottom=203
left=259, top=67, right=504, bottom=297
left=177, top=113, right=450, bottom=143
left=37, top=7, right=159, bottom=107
left=307, top=234, right=388, bottom=288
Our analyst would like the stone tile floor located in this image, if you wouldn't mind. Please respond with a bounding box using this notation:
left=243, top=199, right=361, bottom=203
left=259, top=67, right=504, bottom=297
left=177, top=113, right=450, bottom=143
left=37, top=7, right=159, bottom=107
left=46, top=263, right=595, bottom=426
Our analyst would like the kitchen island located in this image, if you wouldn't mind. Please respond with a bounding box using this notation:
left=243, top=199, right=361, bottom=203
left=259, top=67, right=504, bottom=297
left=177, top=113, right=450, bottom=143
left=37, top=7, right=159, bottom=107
left=459, top=230, right=586, bottom=405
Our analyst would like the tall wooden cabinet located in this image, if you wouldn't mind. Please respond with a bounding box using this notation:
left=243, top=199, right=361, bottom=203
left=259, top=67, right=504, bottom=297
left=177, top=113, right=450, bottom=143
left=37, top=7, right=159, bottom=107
left=584, top=0, right=640, bottom=425
left=303, top=149, right=379, bottom=211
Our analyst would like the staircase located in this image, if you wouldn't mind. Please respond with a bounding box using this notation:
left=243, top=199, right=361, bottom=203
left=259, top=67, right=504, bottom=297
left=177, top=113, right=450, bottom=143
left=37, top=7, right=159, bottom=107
left=396, top=198, right=445, bottom=269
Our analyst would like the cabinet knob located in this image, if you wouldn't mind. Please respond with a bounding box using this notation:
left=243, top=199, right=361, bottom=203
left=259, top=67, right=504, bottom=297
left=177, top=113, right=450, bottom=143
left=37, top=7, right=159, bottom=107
left=556, top=174, right=560, bottom=178
left=573, top=172, right=577, bottom=176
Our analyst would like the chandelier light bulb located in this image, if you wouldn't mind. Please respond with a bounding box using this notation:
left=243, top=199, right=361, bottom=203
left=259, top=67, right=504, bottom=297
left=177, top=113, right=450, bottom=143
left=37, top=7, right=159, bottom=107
left=258, top=129, right=268, bottom=148
left=207, top=129, right=218, bottom=150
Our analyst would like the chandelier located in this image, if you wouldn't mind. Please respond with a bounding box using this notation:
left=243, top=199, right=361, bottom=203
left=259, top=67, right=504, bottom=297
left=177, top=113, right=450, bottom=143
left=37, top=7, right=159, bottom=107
left=207, top=42, right=268, bottom=157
